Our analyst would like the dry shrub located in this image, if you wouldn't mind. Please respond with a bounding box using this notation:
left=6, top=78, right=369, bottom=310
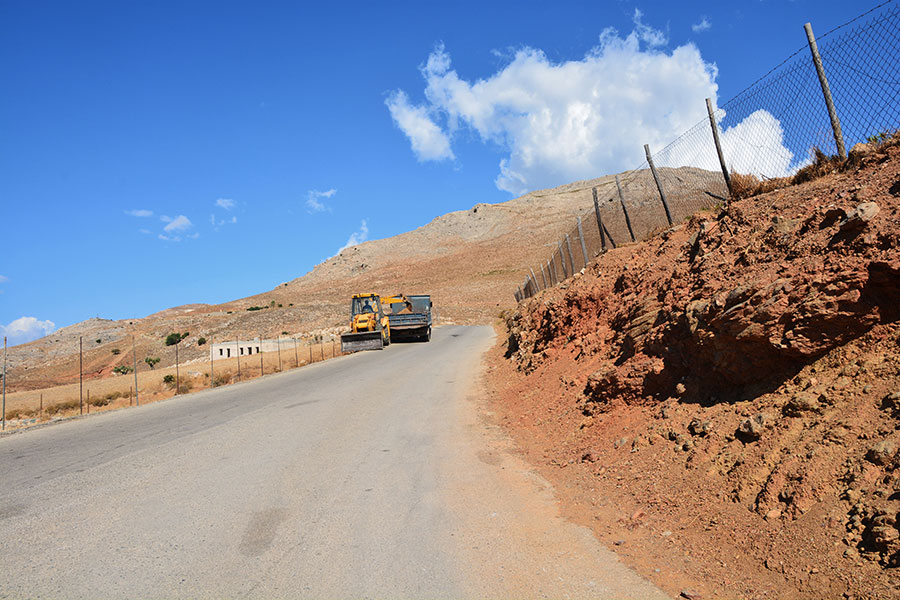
left=793, top=147, right=842, bottom=185
left=731, top=146, right=843, bottom=200
left=46, top=399, right=79, bottom=415
left=89, top=395, right=110, bottom=407
left=4, top=407, right=37, bottom=420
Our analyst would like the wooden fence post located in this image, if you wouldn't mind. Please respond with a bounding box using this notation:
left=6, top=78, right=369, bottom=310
left=539, top=263, right=548, bottom=288
left=530, top=268, right=539, bottom=292
left=705, top=98, right=733, bottom=197
left=592, top=187, right=607, bottom=251
left=644, top=143, right=674, bottom=226
left=565, top=234, right=576, bottom=275
left=615, top=175, right=636, bottom=242
left=577, top=217, right=589, bottom=267
left=804, top=23, right=847, bottom=160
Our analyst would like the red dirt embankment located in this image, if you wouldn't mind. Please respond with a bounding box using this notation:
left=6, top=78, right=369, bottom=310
left=488, top=138, right=900, bottom=599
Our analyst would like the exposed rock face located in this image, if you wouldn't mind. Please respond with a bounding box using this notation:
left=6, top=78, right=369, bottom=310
left=507, top=194, right=900, bottom=407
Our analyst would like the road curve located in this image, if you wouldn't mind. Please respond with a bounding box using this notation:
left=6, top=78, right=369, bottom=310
left=0, top=325, right=667, bottom=599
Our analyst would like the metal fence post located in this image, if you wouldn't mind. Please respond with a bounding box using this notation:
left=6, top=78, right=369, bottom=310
left=565, top=234, right=576, bottom=275
left=258, top=334, right=264, bottom=375
left=175, top=342, right=180, bottom=395
left=293, top=337, right=299, bottom=367
left=644, top=144, right=674, bottom=226
left=539, top=263, right=548, bottom=288
left=209, top=337, right=214, bottom=387
left=530, top=268, right=539, bottom=292
left=277, top=336, right=283, bottom=371
left=615, top=175, right=636, bottom=242
left=705, top=98, right=733, bottom=196
left=804, top=22, right=847, bottom=160
left=236, top=340, right=241, bottom=381
left=577, top=217, right=589, bottom=267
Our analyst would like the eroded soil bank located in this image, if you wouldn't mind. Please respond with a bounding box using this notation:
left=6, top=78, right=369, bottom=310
left=486, top=138, right=900, bottom=599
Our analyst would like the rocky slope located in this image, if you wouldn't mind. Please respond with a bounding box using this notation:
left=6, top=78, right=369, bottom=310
left=494, top=137, right=900, bottom=599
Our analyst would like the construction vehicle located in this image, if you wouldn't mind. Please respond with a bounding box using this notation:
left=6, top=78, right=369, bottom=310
left=340, top=293, right=391, bottom=353
left=383, top=294, right=433, bottom=342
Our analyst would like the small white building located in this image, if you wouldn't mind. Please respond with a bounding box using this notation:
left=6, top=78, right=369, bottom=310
left=210, top=339, right=288, bottom=359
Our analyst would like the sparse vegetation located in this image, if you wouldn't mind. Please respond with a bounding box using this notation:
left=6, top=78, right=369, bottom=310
left=112, top=365, right=133, bottom=375
left=145, top=357, right=160, bottom=369
left=111, top=348, right=121, bottom=355
left=46, top=399, right=80, bottom=415
left=95, top=338, right=101, bottom=344
left=197, top=337, right=207, bottom=346
left=281, top=331, right=289, bottom=336
left=246, top=306, right=265, bottom=311
left=165, top=332, right=189, bottom=346
left=277, top=303, right=283, bottom=308
left=163, top=374, right=176, bottom=387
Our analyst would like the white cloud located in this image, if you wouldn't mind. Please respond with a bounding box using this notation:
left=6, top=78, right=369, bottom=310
left=336, top=220, right=369, bottom=254
left=210, top=213, right=239, bottom=229
left=386, top=90, right=455, bottom=162
left=125, top=209, right=153, bottom=217
left=215, top=198, right=235, bottom=210
left=157, top=215, right=194, bottom=241
left=306, top=188, right=337, bottom=213
left=0, top=275, right=7, bottom=283
left=656, top=108, right=798, bottom=178
left=1, top=316, right=56, bottom=346
left=139, top=229, right=151, bottom=235
left=389, top=11, right=724, bottom=194
left=692, top=16, right=712, bottom=33
left=163, top=215, right=192, bottom=233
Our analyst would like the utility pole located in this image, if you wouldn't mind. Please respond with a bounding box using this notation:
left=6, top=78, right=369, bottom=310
left=2, top=336, right=6, bottom=431
left=132, top=334, right=139, bottom=406
left=79, top=336, right=84, bottom=415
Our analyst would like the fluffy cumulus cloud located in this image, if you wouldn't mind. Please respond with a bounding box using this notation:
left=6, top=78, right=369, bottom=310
left=306, top=188, right=337, bottom=213
left=215, top=198, right=235, bottom=210
left=692, top=16, right=712, bottom=33
left=1, top=316, right=56, bottom=346
left=125, top=209, right=153, bottom=217
left=385, top=90, right=455, bottom=161
left=386, top=9, right=797, bottom=195
left=656, top=108, right=798, bottom=178
left=336, top=219, right=369, bottom=255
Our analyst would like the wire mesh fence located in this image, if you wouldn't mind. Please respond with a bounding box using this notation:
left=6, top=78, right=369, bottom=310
left=515, top=1, right=900, bottom=302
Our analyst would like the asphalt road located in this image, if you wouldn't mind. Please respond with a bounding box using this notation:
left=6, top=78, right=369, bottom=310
left=0, top=325, right=668, bottom=599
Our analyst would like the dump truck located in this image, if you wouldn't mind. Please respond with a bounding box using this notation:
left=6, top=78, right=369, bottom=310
left=383, top=294, right=433, bottom=342
left=340, top=293, right=391, bottom=353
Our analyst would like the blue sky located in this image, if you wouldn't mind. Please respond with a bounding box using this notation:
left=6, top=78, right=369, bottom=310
left=0, top=0, right=880, bottom=344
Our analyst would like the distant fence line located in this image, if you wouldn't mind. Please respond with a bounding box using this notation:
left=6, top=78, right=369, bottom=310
left=1, top=331, right=343, bottom=431
left=515, top=2, right=900, bottom=302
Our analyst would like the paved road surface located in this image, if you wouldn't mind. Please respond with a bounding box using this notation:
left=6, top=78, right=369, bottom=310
left=0, top=325, right=668, bottom=599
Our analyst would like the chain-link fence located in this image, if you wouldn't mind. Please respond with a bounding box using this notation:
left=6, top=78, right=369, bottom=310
left=515, top=2, right=900, bottom=302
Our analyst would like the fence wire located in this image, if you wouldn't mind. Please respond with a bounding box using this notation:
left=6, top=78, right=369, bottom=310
left=516, top=2, right=900, bottom=302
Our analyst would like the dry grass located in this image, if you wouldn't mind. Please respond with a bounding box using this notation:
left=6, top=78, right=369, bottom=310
left=2, top=340, right=344, bottom=429
left=731, top=132, right=900, bottom=201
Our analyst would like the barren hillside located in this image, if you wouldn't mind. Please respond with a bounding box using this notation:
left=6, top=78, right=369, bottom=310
left=5, top=168, right=691, bottom=391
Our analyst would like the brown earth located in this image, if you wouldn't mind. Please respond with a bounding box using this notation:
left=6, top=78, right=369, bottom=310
left=490, top=137, right=900, bottom=599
